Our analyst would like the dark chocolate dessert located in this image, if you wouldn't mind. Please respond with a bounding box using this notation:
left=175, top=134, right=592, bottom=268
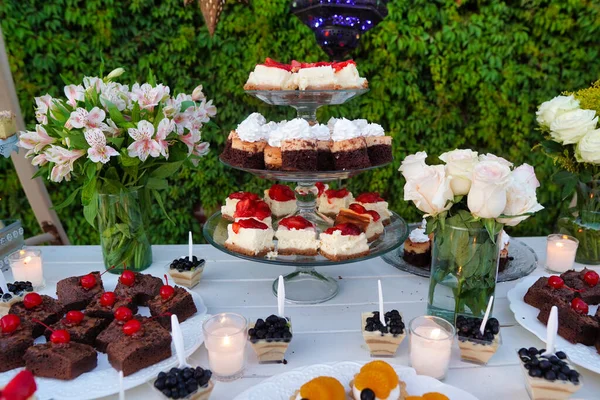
left=95, top=309, right=145, bottom=353
left=44, top=311, right=110, bottom=347
left=523, top=276, right=577, bottom=310
left=317, top=141, right=334, bottom=170
left=148, top=285, right=197, bottom=330
left=220, top=131, right=265, bottom=170
left=331, top=137, right=371, bottom=170
left=537, top=297, right=600, bottom=346
left=85, top=291, right=138, bottom=321
left=56, top=272, right=104, bottom=311
left=24, top=342, right=97, bottom=380
left=365, top=136, right=393, bottom=166
left=9, top=293, right=64, bottom=338
left=0, top=315, right=34, bottom=372
left=560, top=268, right=600, bottom=304
left=114, top=271, right=162, bottom=306
left=280, top=139, right=318, bottom=171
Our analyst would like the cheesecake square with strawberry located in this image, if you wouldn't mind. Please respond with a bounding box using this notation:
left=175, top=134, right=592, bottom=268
left=234, top=198, right=273, bottom=226
left=318, top=187, right=354, bottom=217
left=315, top=182, right=329, bottom=208
left=225, top=218, right=275, bottom=257
left=335, top=203, right=384, bottom=242
left=264, top=184, right=297, bottom=219
left=275, top=216, right=319, bottom=256
left=221, top=191, right=260, bottom=221
left=244, top=58, right=297, bottom=90
left=320, top=223, right=369, bottom=261
left=355, top=192, right=392, bottom=225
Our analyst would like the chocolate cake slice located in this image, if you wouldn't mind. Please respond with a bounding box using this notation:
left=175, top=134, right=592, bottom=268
left=365, top=136, right=393, bottom=166
left=537, top=297, right=600, bottom=346
left=317, top=140, right=334, bottom=170
left=523, top=277, right=577, bottom=310
left=0, top=317, right=34, bottom=372
left=281, top=139, right=318, bottom=171
left=221, top=131, right=265, bottom=169
left=45, top=314, right=110, bottom=346
left=331, top=137, right=371, bottom=170
left=114, top=272, right=163, bottom=306
left=147, top=286, right=197, bottom=330
left=96, top=316, right=159, bottom=353
left=560, top=268, right=600, bottom=304
left=9, top=294, right=64, bottom=338
left=85, top=292, right=138, bottom=321
left=24, top=342, right=97, bottom=380
left=56, top=272, right=104, bottom=311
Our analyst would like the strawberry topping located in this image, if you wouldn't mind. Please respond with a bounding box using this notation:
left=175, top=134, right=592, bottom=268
left=349, top=203, right=381, bottom=221
left=234, top=199, right=272, bottom=220
left=290, top=60, right=302, bottom=72
left=279, top=216, right=314, bottom=230
left=228, top=192, right=259, bottom=201
left=268, top=184, right=295, bottom=202
left=263, top=58, right=292, bottom=71
left=234, top=218, right=269, bottom=231
left=356, top=192, right=385, bottom=203
left=325, top=188, right=350, bottom=199
left=324, top=223, right=362, bottom=236
left=315, top=182, right=327, bottom=196
left=332, top=60, right=356, bottom=72
left=0, top=370, right=37, bottom=400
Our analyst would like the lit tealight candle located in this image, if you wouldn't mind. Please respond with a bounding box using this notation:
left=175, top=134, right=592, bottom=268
left=202, top=313, right=247, bottom=381
left=546, top=234, right=579, bottom=273
left=8, top=249, right=44, bottom=288
left=409, top=316, right=455, bottom=380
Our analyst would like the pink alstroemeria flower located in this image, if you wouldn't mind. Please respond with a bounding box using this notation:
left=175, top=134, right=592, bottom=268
left=130, top=83, right=170, bottom=111
left=68, top=107, right=106, bottom=130
left=127, top=120, right=161, bottom=161
left=84, top=128, right=119, bottom=164
left=34, top=94, right=53, bottom=124
left=50, top=164, right=73, bottom=183
left=190, top=142, right=210, bottom=167
left=155, top=118, right=175, bottom=159
left=31, top=153, right=48, bottom=166
left=179, top=131, right=200, bottom=155
left=44, top=146, right=85, bottom=183
left=64, top=85, right=85, bottom=108
left=18, top=125, right=56, bottom=157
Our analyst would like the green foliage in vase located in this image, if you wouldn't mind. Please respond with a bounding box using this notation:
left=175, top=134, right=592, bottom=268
left=1, top=0, right=600, bottom=244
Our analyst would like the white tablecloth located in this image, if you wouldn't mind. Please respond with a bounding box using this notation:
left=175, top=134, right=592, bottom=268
left=29, top=238, right=599, bottom=399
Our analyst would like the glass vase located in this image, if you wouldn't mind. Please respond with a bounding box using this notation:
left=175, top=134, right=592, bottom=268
left=427, top=222, right=500, bottom=323
left=557, top=180, right=600, bottom=265
left=97, top=190, right=153, bottom=273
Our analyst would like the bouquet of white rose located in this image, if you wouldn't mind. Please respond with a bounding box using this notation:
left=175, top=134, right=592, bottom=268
left=18, top=67, right=217, bottom=271
left=400, top=150, right=543, bottom=320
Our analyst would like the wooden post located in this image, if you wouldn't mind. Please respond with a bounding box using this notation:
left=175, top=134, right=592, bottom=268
left=0, top=27, right=70, bottom=245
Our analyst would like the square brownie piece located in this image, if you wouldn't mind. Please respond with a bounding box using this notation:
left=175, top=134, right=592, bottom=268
left=560, top=269, right=600, bottom=304
left=0, top=317, right=34, bottom=372
left=114, top=272, right=162, bottom=306
left=44, top=315, right=110, bottom=346
left=24, top=342, right=97, bottom=380
left=106, top=320, right=172, bottom=376
left=9, top=295, right=64, bottom=338
left=523, top=277, right=576, bottom=310
left=56, top=272, right=104, bottom=311
left=537, top=297, right=600, bottom=346
left=147, top=286, right=197, bottom=330
left=85, top=292, right=138, bottom=321
left=96, top=316, right=155, bottom=353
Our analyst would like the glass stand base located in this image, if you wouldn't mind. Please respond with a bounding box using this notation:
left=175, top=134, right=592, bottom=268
left=272, top=267, right=339, bottom=304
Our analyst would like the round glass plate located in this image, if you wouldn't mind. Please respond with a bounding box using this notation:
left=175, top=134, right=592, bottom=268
left=381, top=227, right=538, bottom=283
left=220, top=156, right=392, bottom=183
left=245, top=89, right=369, bottom=106
left=203, top=211, right=407, bottom=267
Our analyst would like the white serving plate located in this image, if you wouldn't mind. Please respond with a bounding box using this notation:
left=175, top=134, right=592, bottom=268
left=234, top=361, right=478, bottom=400
left=0, top=273, right=208, bottom=400
left=507, top=276, right=600, bottom=374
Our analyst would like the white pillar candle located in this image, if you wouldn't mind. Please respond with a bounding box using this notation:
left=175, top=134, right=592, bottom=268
left=409, top=316, right=455, bottom=380
left=8, top=249, right=44, bottom=288
left=546, top=234, right=579, bottom=273
left=202, top=313, right=247, bottom=381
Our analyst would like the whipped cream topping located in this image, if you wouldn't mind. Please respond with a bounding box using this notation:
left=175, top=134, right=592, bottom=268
left=331, top=118, right=361, bottom=141
left=237, top=112, right=267, bottom=142
left=311, top=124, right=331, bottom=141
left=266, top=121, right=288, bottom=147
left=353, top=119, right=369, bottom=131
left=409, top=227, right=430, bottom=243
left=352, top=384, right=400, bottom=400
left=362, top=123, right=385, bottom=137
left=327, top=117, right=338, bottom=131
left=283, top=118, right=312, bottom=140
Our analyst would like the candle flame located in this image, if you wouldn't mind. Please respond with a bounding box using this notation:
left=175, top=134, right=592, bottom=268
left=562, top=235, right=569, bottom=240
left=556, top=242, right=564, bottom=248
left=431, top=328, right=442, bottom=339
left=24, top=256, right=31, bottom=264
left=223, top=335, right=231, bottom=346
left=19, top=250, right=25, bottom=256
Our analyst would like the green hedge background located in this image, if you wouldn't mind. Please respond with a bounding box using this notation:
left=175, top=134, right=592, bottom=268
left=1, top=0, right=600, bottom=244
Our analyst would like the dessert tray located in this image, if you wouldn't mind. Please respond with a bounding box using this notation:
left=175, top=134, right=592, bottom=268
left=0, top=274, right=209, bottom=400
left=507, top=276, right=600, bottom=374
left=234, top=361, right=478, bottom=400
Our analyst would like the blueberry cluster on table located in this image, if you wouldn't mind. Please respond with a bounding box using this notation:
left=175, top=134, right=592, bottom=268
left=518, top=347, right=580, bottom=384
left=248, top=314, right=292, bottom=343
left=364, top=310, right=405, bottom=336
left=0, top=281, right=33, bottom=301
left=154, top=366, right=212, bottom=399
left=169, top=256, right=205, bottom=272
left=457, top=316, right=500, bottom=343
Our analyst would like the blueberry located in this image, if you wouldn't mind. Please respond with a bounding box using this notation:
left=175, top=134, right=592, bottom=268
left=558, top=373, right=568, bottom=381
left=162, top=389, right=172, bottom=397
left=166, top=376, right=177, bottom=387
left=544, top=371, right=557, bottom=381
left=266, top=315, right=279, bottom=324
left=528, top=347, right=539, bottom=357
left=538, top=349, right=545, bottom=354
left=182, top=369, right=193, bottom=380
left=524, top=363, right=531, bottom=370
left=539, top=360, right=551, bottom=370
left=520, top=356, right=530, bottom=363
left=170, top=367, right=180, bottom=374
left=248, top=328, right=256, bottom=337
left=549, top=356, right=559, bottom=364
left=570, top=376, right=579, bottom=384
left=154, top=378, right=166, bottom=390
left=256, top=330, right=266, bottom=339
left=2, top=293, right=11, bottom=301
left=255, top=319, right=265, bottom=329
left=556, top=351, right=567, bottom=360
left=529, top=368, right=542, bottom=378
left=560, top=365, right=570, bottom=375
left=365, top=324, right=374, bottom=332
left=529, top=358, right=539, bottom=367
left=198, top=373, right=211, bottom=386
left=568, top=370, right=579, bottom=379
left=518, top=348, right=529, bottom=357
left=158, top=371, right=167, bottom=379
left=360, top=388, right=376, bottom=400
left=187, top=382, right=198, bottom=393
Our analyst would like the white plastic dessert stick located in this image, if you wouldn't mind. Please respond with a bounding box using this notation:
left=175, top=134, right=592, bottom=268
left=479, top=295, right=494, bottom=335
left=188, top=231, right=193, bottom=261
left=378, top=280, right=385, bottom=327
left=118, top=370, right=125, bottom=400
left=543, top=306, right=559, bottom=356
left=278, top=275, right=285, bottom=317
left=0, top=270, right=8, bottom=294
left=171, top=314, right=189, bottom=368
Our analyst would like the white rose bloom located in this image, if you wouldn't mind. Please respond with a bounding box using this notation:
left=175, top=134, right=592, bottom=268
left=403, top=165, right=453, bottom=217
left=399, top=151, right=428, bottom=180
left=497, top=164, right=544, bottom=226
left=467, top=161, right=512, bottom=219
left=478, top=153, right=513, bottom=168
left=549, top=109, right=597, bottom=144
left=439, top=149, right=479, bottom=196
left=576, top=129, right=600, bottom=164
left=536, top=95, right=580, bottom=128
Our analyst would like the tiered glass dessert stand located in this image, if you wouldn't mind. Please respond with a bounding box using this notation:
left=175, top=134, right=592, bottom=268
left=203, top=89, right=408, bottom=304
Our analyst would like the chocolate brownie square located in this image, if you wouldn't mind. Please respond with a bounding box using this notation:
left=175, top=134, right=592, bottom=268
left=106, top=320, right=172, bottom=376
left=9, top=295, right=64, bottom=338
left=0, top=317, right=34, bottom=372
left=114, top=273, right=162, bottom=306
left=523, top=277, right=577, bottom=310
left=45, top=315, right=110, bottom=347
left=24, top=342, right=97, bottom=380
left=147, top=286, right=197, bottom=330
left=85, top=292, right=138, bottom=321
left=560, top=269, right=600, bottom=304
left=56, top=272, right=104, bottom=311
left=537, top=298, right=600, bottom=346
left=96, top=316, right=155, bottom=353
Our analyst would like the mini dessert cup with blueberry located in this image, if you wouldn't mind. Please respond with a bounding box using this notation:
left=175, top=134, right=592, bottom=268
left=517, top=347, right=582, bottom=400
left=153, top=366, right=214, bottom=400
left=0, top=281, right=33, bottom=317
left=248, top=314, right=292, bottom=363
left=456, top=315, right=501, bottom=365
left=168, top=256, right=206, bottom=289
left=361, top=310, right=406, bottom=357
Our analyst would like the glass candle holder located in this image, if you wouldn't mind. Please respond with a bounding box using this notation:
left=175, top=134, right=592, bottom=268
left=546, top=234, right=579, bottom=273
left=8, top=249, right=44, bottom=288
left=202, top=313, right=247, bottom=382
left=409, top=315, right=455, bottom=380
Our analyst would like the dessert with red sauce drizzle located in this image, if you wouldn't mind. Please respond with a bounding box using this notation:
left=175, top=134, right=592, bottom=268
left=560, top=268, right=600, bottom=304
left=114, top=269, right=163, bottom=307
left=317, top=187, right=354, bottom=217
left=335, top=203, right=384, bottom=242
left=355, top=192, right=392, bottom=225
left=56, top=271, right=105, bottom=311
left=84, top=291, right=138, bottom=321
left=220, top=191, right=260, bottom=221
left=43, top=310, right=110, bottom=346
left=319, top=223, right=369, bottom=261
left=225, top=218, right=274, bottom=257
left=233, top=198, right=273, bottom=226
left=8, top=293, right=63, bottom=338
left=0, top=314, right=33, bottom=372
left=275, top=216, right=319, bottom=256
left=147, top=275, right=197, bottom=330
left=263, top=184, right=297, bottom=218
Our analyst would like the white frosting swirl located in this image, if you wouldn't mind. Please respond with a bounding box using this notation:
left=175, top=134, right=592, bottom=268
left=284, top=118, right=312, bottom=140
left=267, top=121, right=288, bottom=147
left=237, top=112, right=267, bottom=142
left=327, top=117, right=338, bottom=131
left=409, top=227, right=429, bottom=243
left=353, top=119, right=369, bottom=131
left=331, top=117, right=361, bottom=141
left=362, top=123, right=385, bottom=137
left=311, top=124, right=331, bottom=141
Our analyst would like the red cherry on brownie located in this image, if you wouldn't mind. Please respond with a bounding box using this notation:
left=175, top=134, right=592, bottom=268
left=583, top=270, right=599, bottom=287
left=23, top=293, right=43, bottom=309
left=120, top=270, right=136, bottom=287
left=100, top=291, right=117, bottom=307
left=269, top=184, right=295, bottom=202
left=349, top=203, right=381, bottom=221
left=356, top=192, right=385, bottom=203
left=80, top=273, right=97, bottom=290
left=324, top=223, right=362, bottom=236
left=279, top=216, right=313, bottom=230
left=325, top=188, right=350, bottom=199
left=50, top=329, right=71, bottom=344
left=65, top=310, right=85, bottom=324
left=547, top=276, right=565, bottom=289
left=114, top=306, right=133, bottom=322
left=123, top=319, right=142, bottom=336
left=571, top=298, right=589, bottom=314
left=1, top=314, right=21, bottom=334
left=160, top=274, right=175, bottom=300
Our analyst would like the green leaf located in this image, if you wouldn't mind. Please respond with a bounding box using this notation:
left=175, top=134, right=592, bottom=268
left=541, top=139, right=563, bottom=154
left=103, top=99, right=127, bottom=125
left=86, top=162, right=97, bottom=180
left=52, top=187, right=81, bottom=210
left=146, top=177, right=168, bottom=190
left=152, top=190, right=174, bottom=224
left=106, top=136, right=124, bottom=148
left=180, top=100, right=195, bottom=112
left=81, top=176, right=97, bottom=206
left=150, top=161, right=183, bottom=179
left=83, top=193, right=98, bottom=227
left=120, top=149, right=140, bottom=167
left=147, top=69, right=156, bottom=86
